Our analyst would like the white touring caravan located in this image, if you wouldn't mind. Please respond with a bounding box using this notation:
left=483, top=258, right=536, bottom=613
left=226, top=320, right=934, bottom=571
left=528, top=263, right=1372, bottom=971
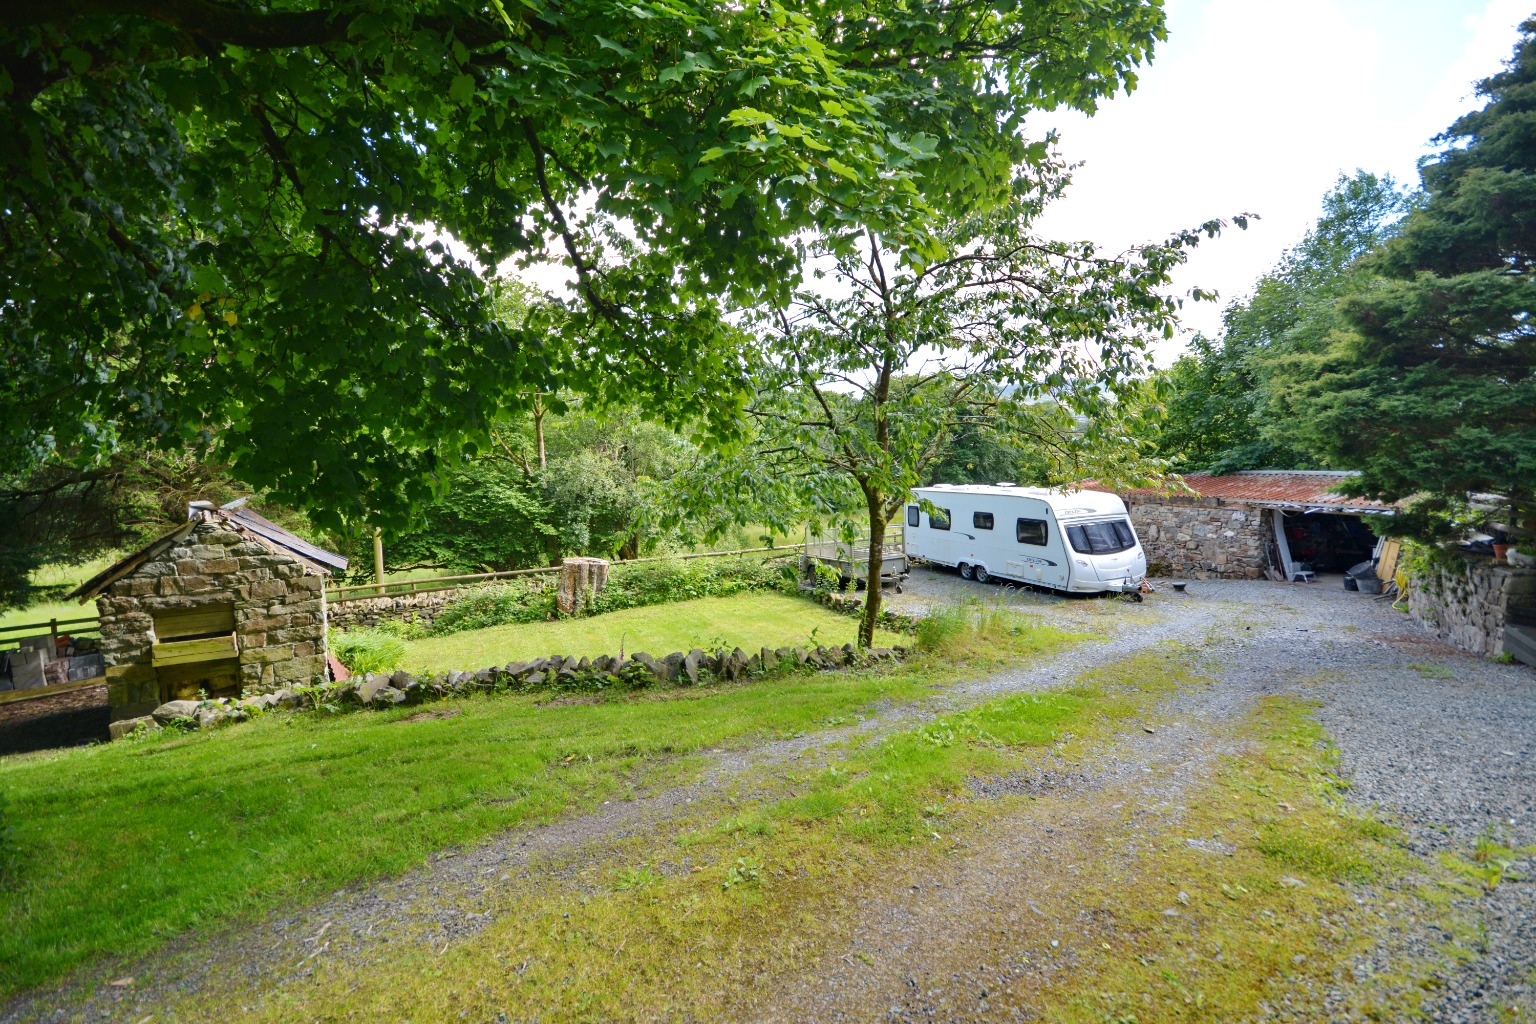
left=905, top=484, right=1147, bottom=595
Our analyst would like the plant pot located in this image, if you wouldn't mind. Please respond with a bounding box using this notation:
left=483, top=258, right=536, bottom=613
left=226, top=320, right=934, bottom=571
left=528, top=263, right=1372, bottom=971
left=1510, top=549, right=1536, bottom=568
left=1492, top=543, right=1510, bottom=560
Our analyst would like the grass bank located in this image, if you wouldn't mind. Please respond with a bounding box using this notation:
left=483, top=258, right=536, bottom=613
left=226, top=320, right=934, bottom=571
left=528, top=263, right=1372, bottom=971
left=0, top=604, right=1081, bottom=999
left=400, top=592, right=906, bottom=674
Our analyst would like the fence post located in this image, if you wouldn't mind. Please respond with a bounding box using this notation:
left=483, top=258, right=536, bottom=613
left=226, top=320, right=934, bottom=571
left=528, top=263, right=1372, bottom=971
left=373, top=527, right=386, bottom=596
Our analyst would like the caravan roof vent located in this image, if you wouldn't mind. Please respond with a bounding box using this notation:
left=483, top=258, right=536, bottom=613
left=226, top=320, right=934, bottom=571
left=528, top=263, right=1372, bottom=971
left=995, top=481, right=1018, bottom=487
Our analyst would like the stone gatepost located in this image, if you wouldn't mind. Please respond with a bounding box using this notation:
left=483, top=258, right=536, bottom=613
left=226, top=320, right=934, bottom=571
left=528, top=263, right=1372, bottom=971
left=556, top=557, right=610, bottom=615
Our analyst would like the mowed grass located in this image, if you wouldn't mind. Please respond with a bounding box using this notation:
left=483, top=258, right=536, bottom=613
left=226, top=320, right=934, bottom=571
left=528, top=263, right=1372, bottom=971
left=0, top=604, right=1081, bottom=999
left=403, top=592, right=906, bottom=673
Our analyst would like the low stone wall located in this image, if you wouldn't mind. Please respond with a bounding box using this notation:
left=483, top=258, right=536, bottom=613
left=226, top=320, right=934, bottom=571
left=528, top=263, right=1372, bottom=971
left=326, top=589, right=465, bottom=631
left=1124, top=497, right=1269, bottom=580
left=811, top=590, right=922, bottom=633
left=114, top=642, right=906, bottom=738
left=1407, top=554, right=1536, bottom=658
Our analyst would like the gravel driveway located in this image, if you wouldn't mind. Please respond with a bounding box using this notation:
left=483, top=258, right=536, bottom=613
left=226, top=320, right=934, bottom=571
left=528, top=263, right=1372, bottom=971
left=8, top=570, right=1533, bottom=1024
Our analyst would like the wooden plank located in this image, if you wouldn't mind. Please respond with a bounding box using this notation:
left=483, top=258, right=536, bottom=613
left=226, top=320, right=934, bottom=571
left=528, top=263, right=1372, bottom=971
left=152, top=634, right=239, bottom=667
left=1505, top=624, right=1536, bottom=669
left=1377, top=539, right=1402, bottom=583
left=152, top=603, right=234, bottom=640
left=0, top=676, right=106, bottom=707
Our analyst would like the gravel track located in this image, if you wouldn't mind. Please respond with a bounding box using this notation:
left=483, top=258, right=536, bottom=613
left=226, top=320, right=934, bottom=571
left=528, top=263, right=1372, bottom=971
left=7, top=571, right=1533, bottom=1023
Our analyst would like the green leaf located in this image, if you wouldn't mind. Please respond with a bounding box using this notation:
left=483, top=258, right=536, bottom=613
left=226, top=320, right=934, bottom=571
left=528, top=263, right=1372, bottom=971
left=449, top=74, right=476, bottom=104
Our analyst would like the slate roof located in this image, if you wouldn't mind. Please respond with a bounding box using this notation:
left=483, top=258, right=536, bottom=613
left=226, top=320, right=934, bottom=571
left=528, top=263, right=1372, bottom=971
left=69, top=505, right=348, bottom=600
left=1121, top=471, right=1399, bottom=513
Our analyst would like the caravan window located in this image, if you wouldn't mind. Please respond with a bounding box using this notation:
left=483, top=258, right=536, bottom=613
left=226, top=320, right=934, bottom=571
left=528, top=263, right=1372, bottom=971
left=930, top=508, right=951, bottom=531
left=907, top=505, right=920, bottom=527
left=1016, top=518, right=1048, bottom=545
left=1066, top=520, right=1137, bottom=555
left=973, top=511, right=994, bottom=530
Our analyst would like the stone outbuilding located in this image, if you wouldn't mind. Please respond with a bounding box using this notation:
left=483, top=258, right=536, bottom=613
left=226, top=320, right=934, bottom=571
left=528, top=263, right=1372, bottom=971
left=70, top=502, right=348, bottom=722
left=1119, top=471, right=1398, bottom=580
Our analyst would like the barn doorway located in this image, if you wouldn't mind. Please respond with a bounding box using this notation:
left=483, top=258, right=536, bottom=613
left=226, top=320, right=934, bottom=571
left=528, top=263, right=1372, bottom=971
left=1271, top=509, right=1379, bottom=578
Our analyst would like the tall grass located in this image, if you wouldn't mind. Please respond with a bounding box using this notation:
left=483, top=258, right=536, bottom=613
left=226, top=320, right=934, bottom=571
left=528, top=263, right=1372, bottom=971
left=914, top=599, right=1029, bottom=657
left=330, top=625, right=408, bottom=675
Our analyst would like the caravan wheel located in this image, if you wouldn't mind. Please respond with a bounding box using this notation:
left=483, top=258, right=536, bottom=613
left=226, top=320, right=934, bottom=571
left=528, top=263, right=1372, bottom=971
left=958, top=563, right=975, bottom=581
left=974, top=566, right=991, bottom=584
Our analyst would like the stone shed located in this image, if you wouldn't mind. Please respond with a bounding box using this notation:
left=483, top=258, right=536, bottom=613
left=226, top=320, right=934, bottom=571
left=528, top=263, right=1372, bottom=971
left=70, top=502, right=348, bottom=722
left=1119, top=471, right=1398, bottom=580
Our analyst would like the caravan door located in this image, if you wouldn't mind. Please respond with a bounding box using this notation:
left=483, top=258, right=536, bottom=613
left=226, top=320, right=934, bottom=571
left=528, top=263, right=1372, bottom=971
left=1003, top=502, right=1070, bottom=589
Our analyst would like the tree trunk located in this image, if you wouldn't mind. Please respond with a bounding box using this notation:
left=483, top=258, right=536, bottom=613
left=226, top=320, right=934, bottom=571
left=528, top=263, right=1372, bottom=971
left=859, top=488, right=885, bottom=648
left=533, top=395, right=548, bottom=470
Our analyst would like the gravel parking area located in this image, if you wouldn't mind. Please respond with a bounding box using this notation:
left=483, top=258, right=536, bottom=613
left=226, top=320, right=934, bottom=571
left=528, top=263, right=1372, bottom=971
left=9, top=572, right=1533, bottom=1023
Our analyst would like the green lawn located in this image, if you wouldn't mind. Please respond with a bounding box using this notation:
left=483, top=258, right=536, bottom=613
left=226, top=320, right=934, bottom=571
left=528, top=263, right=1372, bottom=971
left=0, top=599, right=1083, bottom=1000
left=402, top=592, right=907, bottom=673
left=0, top=554, right=118, bottom=638
left=0, top=653, right=943, bottom=996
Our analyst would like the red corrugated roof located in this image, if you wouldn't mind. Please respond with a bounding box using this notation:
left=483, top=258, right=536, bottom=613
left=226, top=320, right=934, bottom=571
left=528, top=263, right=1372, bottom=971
left=1121, top=471, right=1398, bottom=511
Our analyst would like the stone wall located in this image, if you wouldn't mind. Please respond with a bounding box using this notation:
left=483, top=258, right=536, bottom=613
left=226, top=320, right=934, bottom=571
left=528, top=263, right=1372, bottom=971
left=96, top=517, right=330, bottom=718
left=1407, top=554, right=1536, bottom=658
left=1124, top=497, right=1270, bottom=580
left=325, top=589, right=463, bottom=631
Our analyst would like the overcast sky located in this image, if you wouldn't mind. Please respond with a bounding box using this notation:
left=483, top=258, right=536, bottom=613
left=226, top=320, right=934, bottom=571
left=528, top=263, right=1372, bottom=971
left=1031, top=0, right=1531, bottom=362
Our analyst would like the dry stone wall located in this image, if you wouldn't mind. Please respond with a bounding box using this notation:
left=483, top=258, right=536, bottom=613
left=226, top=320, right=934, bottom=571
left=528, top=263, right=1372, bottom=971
left=1408, top=555, right=1536, bottom=658
left=1125, top=497, right=1269, bottom=580
left=113, top=641, right=907, bottom=740
left=96, top=518, right=330, bottom=717
left=325, top=589, right=463, bottom=631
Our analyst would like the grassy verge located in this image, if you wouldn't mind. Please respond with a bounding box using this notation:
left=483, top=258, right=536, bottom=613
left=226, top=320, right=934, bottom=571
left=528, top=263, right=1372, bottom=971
left=0, top=606, right=1081, bottom=999
left=400, top=592, right=907, bottom=673
left=187, top=654, right=1472, bottom=1024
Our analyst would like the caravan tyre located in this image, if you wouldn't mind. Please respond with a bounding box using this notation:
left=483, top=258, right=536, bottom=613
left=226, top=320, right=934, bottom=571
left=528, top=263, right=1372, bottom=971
left=958, top=563, right=974, bottom=581
left=974, top=566, right=990, bottom=584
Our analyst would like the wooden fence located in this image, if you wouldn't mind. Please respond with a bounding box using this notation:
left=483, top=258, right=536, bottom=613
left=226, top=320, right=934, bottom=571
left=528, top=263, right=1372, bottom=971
left=324, top=544, right=805, bottom=604
left=0, top=615, right=102, bottom=653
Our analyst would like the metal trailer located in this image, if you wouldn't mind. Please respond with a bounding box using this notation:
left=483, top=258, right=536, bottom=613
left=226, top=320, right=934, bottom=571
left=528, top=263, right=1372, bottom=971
left=803, top=525, right=910, bottom=591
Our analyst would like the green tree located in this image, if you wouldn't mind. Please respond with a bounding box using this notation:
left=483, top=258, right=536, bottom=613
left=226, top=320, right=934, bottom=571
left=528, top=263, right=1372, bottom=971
left=1271, top=23, right=1536, bottom=540
left=719, top=191, right=1234, bottom=647
left=382, top=403, right=704, bottom=574
left=1155, top=172, right=1411, bottom=472
left=2, top=0, right=1169, bottom=533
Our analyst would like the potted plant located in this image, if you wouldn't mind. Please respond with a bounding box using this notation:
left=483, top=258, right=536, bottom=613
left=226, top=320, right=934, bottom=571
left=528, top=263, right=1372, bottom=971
left=1486, top=528, right=1511, bottom=561
left=1510, top=544, right=1536, bottom=568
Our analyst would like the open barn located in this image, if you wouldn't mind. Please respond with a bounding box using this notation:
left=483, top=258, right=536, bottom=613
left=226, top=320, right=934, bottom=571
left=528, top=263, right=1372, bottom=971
left=1119, top=470, right=1399, bottom=582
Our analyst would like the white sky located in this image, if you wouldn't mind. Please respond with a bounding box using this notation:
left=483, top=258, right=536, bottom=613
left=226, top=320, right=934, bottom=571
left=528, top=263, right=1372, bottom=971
left=1031, top=0, right=1531, bottom=362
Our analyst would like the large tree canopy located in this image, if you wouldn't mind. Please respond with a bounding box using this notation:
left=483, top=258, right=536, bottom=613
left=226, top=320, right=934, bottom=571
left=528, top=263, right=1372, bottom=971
left=1269, top=21, right=1536, bottom=534
left=1154, top=171, right=1411, bottom=473
left=1, top=0, right=1168, bottom=532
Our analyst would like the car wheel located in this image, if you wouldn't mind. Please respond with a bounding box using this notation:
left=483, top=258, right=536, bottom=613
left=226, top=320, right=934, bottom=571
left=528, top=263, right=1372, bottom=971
left=958, top=563, right=974, bottom=580
left=974, top=566, right=990, bottom=584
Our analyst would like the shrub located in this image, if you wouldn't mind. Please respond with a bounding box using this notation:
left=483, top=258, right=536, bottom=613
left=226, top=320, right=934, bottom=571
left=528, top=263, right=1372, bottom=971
left=591, top=556, right=789, bottom=613
left=330, top=626, right=407, bottom=675
left=422, top=555, right=795, bottom=638
left=426, top=579, right=556, bottom=636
